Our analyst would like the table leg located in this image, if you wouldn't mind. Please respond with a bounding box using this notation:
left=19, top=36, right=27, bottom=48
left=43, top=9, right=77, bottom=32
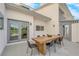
left=36, top=42, right=46, bottom=56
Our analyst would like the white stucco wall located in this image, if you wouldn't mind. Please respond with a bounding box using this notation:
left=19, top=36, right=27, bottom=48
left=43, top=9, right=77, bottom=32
left=0, top=4, right=7, bottom=55
left=6, top=8, right=34, bottom=41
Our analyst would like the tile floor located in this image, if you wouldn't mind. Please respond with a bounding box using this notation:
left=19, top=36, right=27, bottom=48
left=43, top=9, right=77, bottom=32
left=1, top=39, right=79, bottom=56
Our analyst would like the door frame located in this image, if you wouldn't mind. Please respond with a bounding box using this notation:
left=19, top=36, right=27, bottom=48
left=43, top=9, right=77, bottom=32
left=7, top=19, right=29, bottom=43
left=63, top=24, right=70, bottom=39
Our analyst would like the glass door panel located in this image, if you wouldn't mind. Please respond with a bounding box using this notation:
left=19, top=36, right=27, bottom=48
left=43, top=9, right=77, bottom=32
left=21, top=22, right=29, bottom=39
left=8, top=20, right=29, bottom=43
left=9, top=20, right=20, bottom=41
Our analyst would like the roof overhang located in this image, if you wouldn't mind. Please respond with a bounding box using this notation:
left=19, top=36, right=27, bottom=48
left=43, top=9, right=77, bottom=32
left=5, top=3, right=51, bottom=21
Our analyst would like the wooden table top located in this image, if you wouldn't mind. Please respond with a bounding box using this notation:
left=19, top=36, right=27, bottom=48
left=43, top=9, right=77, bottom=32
left=33, top=35, right=61, bottom=44
left=32, top=35, right=63, bottom=55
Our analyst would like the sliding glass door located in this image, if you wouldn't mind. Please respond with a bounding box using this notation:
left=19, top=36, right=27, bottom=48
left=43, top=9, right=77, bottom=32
left=21, top=22, right=29, bottom=40
left=8, top=19, right=29, bottom=43
left=9, top=20, right=20, bottom=41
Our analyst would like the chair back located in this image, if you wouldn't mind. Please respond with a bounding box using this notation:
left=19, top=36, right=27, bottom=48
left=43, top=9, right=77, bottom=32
left=57, top=34, right=60, bottom=36
left=60, top=36, right=63, bottom=40
left=50, top=40, right=54, bottom=46
left=48, top=40, right=54, bottom=47
left=37, top=35, right=40, bottom=37
left=57, top=34, right=63, bottom=41
left=42, top=35, right=45, bottom=36
left=27, top=40, right=32, bottom=48
left=47, top=34, right=52, bottom=37
left=59, top=36, right=63, bottom=41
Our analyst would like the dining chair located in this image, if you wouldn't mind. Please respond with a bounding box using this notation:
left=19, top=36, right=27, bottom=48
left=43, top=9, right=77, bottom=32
left=57, top=34, right=64, bottom=47
left=27, top=40, right=37, bottom=56
left=58, top=36, right=64, bottom=46
left=37, top=35, right=40, bottom=37
left=42, top=35, right=45, bottom=36
left=47, top=34, right=52, bottom=37
left=46, top=40, right=56, bottom=56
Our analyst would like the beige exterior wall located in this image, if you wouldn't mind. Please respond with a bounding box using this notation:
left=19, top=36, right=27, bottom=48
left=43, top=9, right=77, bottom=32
left=35, top=4, right=59, bottom=35
left=72, top=23, right=79, bottom=42
left=33, top=17, right=48, bottom=37
left=0, top=4, right=7, bottom=55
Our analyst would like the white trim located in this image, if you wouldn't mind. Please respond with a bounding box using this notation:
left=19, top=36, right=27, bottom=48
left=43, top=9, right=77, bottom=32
left=7, top=41, right=27, bottom=46
left=0, top=45, right=6, bottom=56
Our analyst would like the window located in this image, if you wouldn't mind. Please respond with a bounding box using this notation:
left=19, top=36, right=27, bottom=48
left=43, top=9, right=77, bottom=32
left=36, top=25, right=44, bottom=31
left=36, top=25, right=40, bottom=31
left=40, top=26, right=44, bottom=31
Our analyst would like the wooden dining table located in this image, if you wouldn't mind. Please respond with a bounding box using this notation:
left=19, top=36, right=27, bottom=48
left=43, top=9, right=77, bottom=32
left=32, top=35, right=62, bottom=55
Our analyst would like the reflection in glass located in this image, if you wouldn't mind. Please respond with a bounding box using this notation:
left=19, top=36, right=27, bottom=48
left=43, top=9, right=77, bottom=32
left=9, top=20, right=29, bottom=42
left=21, top=23, right=28, bottom=39
left=0, top=12, right=4, bottom=29
left=10, top=21, right=19, bottom=41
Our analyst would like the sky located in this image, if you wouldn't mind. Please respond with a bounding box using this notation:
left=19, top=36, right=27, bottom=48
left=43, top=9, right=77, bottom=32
left=25, top=3, right=41, bottom=9
left=67, top=3, right=79, bottom=20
